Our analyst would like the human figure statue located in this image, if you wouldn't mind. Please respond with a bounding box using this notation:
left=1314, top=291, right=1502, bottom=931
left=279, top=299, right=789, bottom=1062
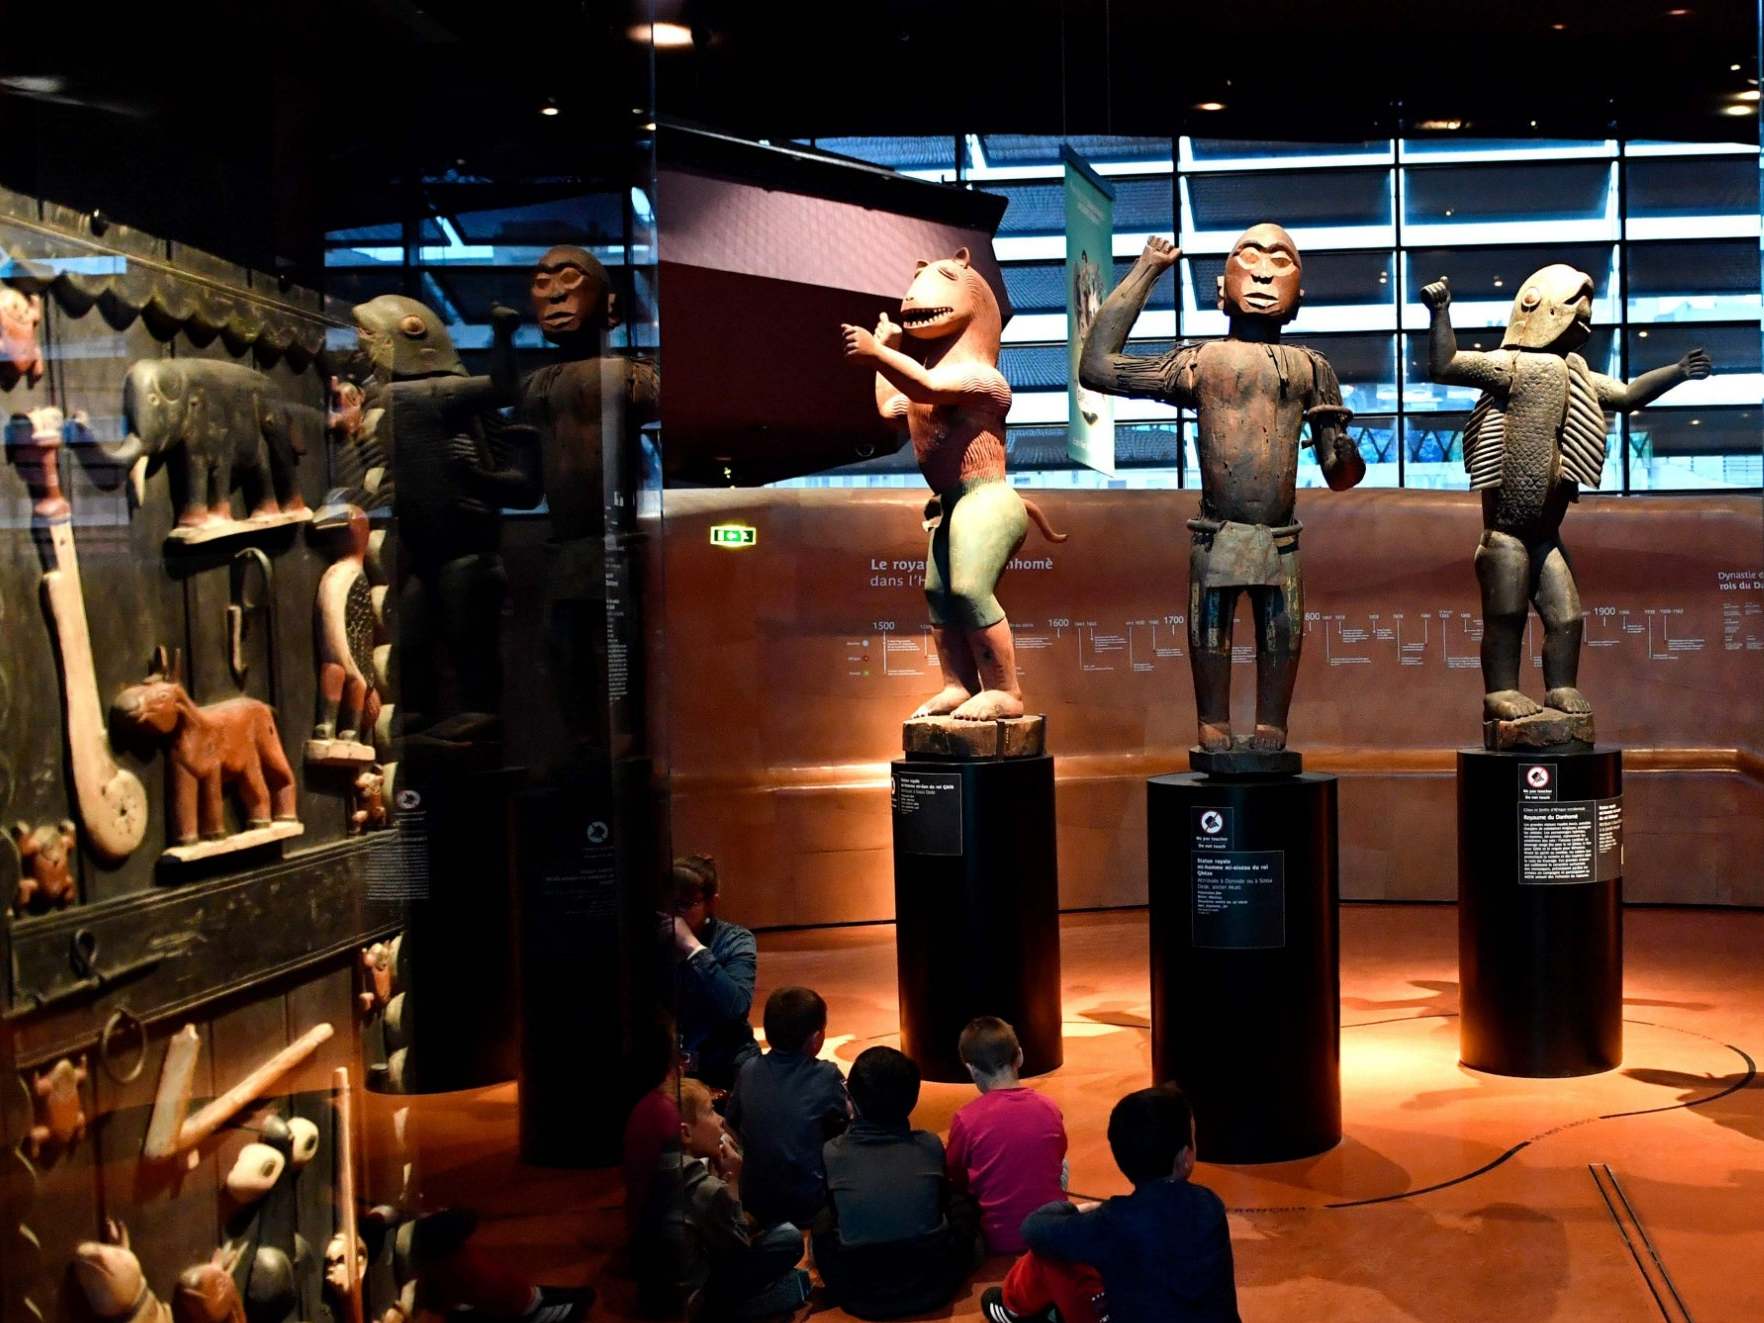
left=841, top=248, right=1066, bottom=723
left=1419, top=269, right=1711, bottom=745
left=1081, top=229, right=1364, bottom=763
left=512, top=245, right=658, bottom=754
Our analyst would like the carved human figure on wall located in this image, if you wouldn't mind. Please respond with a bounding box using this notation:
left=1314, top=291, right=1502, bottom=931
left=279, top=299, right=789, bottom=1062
left=510, top=246, right=658, bottom=753
left=842, top=248, right=1066, bottom=723
left=1081, top=229, right=1364, bottom=763
left=0, top=285, right=45, bottom=389
left=1419, top=270, right=1711, bottom=746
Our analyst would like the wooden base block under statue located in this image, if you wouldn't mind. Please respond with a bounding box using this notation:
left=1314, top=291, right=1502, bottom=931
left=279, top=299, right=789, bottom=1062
left=1148, top=771, right=1340, bottom=1164
left=1458, top=747, right=1623, bottom=1077
left=891, top=722, right=1061, bottom=1084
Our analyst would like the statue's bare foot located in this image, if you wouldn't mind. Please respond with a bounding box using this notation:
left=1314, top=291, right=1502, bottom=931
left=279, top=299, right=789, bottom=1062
left=1484, top=689, right=1542, bottom=721
left=1249, top=723, right=1287, bottom=751
left=951, top=689, right=1024, bottom=721
left=1544, top=686, right=1592, bottom=715
left=1198, top=721, right=1233, bottom=751
left=910, top=685, right=972, bottom=719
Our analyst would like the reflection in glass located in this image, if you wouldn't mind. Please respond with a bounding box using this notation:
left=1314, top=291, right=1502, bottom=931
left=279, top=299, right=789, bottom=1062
left=1626, top=240, right=1761, bottom=323
left=1629, top=407, right=1763, bottom=491
left=1401, top=160, right=1617, bottom=245
left=1180, top=168, right=1393, bottom=251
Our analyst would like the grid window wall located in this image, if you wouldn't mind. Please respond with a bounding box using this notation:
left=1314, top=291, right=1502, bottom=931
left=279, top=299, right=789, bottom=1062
left=782, top=133, right=1760, bottom=495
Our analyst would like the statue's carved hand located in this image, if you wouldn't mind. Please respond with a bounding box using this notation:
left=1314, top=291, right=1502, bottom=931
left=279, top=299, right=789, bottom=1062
left=1678, top=347, right=1712, bottom=380
left=874, top=312, right=903, bottom=351
left=1419, top=278, right=1451, bottom=310
left=444, top=436, right=483, bottom=477
left=841, top=322, right=881, bottom=362
left=1140, top=235, right=1180, bottom=270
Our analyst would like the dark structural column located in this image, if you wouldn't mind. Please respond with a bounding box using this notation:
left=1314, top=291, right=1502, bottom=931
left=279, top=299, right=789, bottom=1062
left=892, top=748, right=1062, bottom=1083
left=1458, top=747, right=1623, bottom=1077
left=1148, top=771, right=1340, bottom=1163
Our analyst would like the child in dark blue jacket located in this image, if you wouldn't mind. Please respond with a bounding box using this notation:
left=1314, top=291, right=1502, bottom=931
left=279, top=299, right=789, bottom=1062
left=983, top=1084, right=1239, bottom=1323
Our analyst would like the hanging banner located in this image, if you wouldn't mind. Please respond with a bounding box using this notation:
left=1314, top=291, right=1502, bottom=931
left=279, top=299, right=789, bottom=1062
left=1063, top=145, right=1116, bottom=475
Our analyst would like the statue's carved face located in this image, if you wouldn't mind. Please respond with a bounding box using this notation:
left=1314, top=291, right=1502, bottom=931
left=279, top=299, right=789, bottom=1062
left=530, top=245, right=612, bottom=341
left=1219, top=223, right=1303, bottom=322
left=898, top=246, right=998, bottom=344
left=1502, top=264, right=1594, bottom=351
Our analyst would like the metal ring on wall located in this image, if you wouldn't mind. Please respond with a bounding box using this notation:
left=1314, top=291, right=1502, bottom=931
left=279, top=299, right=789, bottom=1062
left=98, top=1007, right=147, bottom=1084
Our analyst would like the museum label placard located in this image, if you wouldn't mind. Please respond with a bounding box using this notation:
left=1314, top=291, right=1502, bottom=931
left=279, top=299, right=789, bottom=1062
left=892, top=768, right=963, bottom=856
left=1189, top=804, right=1285, bottom=948
left=1518, top=795, right=1622, bottom=885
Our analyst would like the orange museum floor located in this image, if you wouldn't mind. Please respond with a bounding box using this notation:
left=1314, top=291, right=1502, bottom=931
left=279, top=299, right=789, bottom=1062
left=403, top=905, right=1764, bottom=1322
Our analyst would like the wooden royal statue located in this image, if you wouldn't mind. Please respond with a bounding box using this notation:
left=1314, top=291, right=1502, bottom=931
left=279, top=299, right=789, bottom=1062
left=1082, top=229, right=1364, bottom=772
left=1420, top=271, right=1711, bottom=747
left=841, top=248, right=1066, bottom=727
left=110, top=647, right=301, bottom=860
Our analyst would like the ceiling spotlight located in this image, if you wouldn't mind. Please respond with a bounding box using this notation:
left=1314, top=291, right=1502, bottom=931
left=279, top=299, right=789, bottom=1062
left=1550, top=21, right=1567, bottom=30
left=1722, top=103, right=1755, bottom=115
left=1417, top=118, right=1465, bottom=130
left=1737, top=89, right=1761, bottom=101
left=1529, top=119, right=1539, bottom=127
left=540, top=100, right=559, bottom=117
left=1689, top=418, right=1701, bottom=425
left=627, top=21, right=694, bottom=47
left=1732, top=63, right=1744, bottom=72
left=1444, top=208, right=1454, bottom=216
left=1638, top=329, right=1649, bottom=337
left=1493, top=276, right=1505, bottom=287
left=1665, top=6, right=1692, bottom=15
left=1193, top=101, right=1226, bottom=112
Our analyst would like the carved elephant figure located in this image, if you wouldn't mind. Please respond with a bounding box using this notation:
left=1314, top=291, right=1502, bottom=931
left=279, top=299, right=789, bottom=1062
left=101, top=359, right=308, bottom=533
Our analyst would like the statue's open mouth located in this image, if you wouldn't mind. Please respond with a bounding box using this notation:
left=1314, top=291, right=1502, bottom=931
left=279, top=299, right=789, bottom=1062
left=1242, top=290, right=1280, bottom=309
left=900, top=305, right=953, bottom=328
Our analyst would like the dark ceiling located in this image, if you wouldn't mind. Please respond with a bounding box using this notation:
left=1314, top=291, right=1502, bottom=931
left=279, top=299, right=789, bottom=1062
left=0, top=1, right=1755, bottom=280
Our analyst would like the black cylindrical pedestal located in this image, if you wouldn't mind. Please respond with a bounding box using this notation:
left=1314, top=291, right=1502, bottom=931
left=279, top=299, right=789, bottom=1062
left=1148, top=772, right=1340, bottom=1163
left=892, top=754, right=1062, bottom=1082
left=1458, top=747, right=1623, bottom=1077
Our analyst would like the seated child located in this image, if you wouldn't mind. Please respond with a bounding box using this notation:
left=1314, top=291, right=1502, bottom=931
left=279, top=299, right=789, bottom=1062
left=624, top=1016, right=683, bottom=1244
left=725, top=987, right=850, bottom=1227
left=946, top=1016, right=1071, bottom=1256
left=638, top=1078, right=812, bottom=1321
left=983, top=1084, right=1239, bottom=1323
left=814, top=1047, right=981, bottom=1320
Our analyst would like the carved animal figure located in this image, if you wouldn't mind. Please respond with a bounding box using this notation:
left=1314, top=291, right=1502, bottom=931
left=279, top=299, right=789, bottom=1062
left=311, top=492, right=382, bottom=746
left=110, top=647, right=297, bottom=845
left=842, top=248, right=1066, bottom=722
left=73, top=1221, right=173, bottom=1323
left=99, top=359, right=308, bottom=533
left=0, top=285, right=44, bottom=389
left=28, top=1055, right=88, bottom=1157
left=173, top=1250, right=247, bottom=1323
left=355, top=296, right=532, bottom=728
left=1420, top=271, right=1712, bottom=745
left=11, top=818, right=77, bottom=911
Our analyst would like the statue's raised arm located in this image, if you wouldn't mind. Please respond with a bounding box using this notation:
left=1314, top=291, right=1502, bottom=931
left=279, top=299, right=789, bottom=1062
left=1079, top=236, right=1191, bottom=404
left=1420, top=277, right=1511, bottom=393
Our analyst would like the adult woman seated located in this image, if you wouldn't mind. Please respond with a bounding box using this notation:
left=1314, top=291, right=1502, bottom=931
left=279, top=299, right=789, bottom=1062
left=661, top=855, right=759, bottom=1089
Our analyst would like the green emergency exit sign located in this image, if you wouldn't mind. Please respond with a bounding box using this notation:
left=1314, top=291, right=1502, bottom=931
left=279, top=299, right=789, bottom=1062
left=710, top=524, right=757, bottom=548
